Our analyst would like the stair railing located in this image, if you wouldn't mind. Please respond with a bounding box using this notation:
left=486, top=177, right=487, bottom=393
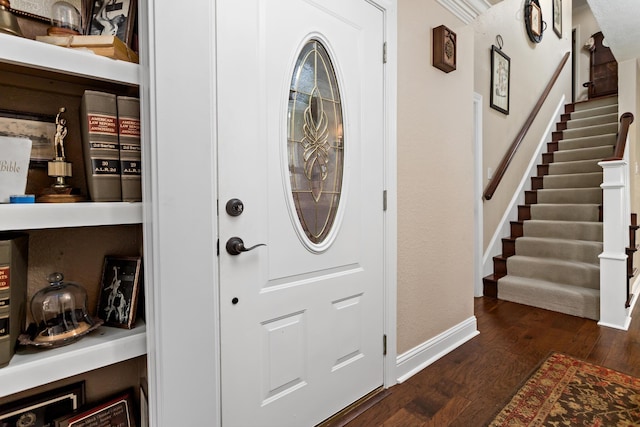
left=599, top=112, right=635, bottom=330
left=483, top=52, right=570, bottom=200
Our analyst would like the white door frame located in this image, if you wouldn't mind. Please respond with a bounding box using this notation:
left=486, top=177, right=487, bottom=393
left=143, top=0, right=397, bottom=425
left=474, top=93, right=484, bottom=297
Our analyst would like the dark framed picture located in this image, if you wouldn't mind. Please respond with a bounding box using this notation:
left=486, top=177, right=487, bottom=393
left=0, top=381, right=85, bottom=427
left=553, top=0, right=562, bottom=38
left=432, top=25, right=456, bottom=73
left=0, top=109, right=56, bottom=167
left=54, top=391, right=136, bottom=427
left=490, top=45, right=510, bottom=115
left=524, top=0, right=544, bottom=43
left=88, top=0, right=137, bottom=47
left=97, top=256, right=142, bottom=329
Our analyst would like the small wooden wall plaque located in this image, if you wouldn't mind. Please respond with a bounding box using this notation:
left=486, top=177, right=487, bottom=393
left=432, top=25, right=456, bottom=73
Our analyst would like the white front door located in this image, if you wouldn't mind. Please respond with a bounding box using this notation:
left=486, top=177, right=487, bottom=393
left=217, top=1, right=385, bottom=425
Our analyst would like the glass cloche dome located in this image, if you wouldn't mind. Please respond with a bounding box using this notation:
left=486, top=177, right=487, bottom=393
left=49, top=1, right=82, bottom=35
left=29, top=272, right=97, bottom=347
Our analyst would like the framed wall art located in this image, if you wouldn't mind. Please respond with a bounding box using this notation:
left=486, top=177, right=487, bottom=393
left=88, top=0, right=137, bottom=48
left=432, top=25, right=456, bottom=73
left=97, top=256, right=142, bottom=329
left=553, top=0, right=562, bottom=38
left=0, top=381, right=85, bottom=426
left=490, top=45, right=510, bottom=115
left=524, top=0, right=545, bottom=43
left=0, top=109, right=56, bottom=166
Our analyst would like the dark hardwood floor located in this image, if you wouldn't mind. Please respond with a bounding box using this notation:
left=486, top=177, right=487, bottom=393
left=337, top=296, right=640, bottom=426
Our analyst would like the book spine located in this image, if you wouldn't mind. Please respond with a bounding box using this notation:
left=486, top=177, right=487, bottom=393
left=0, top=233, right=28, bottom=368
left=117, top=96, right=142, bottom=202
left=80, top=90, right=122, bottom=202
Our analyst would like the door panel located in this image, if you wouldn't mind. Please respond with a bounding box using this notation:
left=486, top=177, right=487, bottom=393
left=218, top=1, right=384, bottom=425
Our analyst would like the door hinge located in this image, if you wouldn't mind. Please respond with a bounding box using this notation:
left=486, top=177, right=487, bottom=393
left=383, top=190, right=387, bottom=211
left=383, top=42, right=387, bottom=64
left=383, top=334, right=387, bottom=355
left=216, top=239, right=220, bottom=256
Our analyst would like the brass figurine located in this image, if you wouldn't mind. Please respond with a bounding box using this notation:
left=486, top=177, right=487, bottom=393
left=38, top=107, right=84, bottom=202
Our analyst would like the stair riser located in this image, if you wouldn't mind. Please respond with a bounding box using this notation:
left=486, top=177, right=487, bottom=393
left=551, top=146, right=614, bottom=163
left=529, top=204, right=601, bottom=222
left=536, top=189, right=602, bottom=204
left=515, top=238, right=602, bottom=264
left=523, top=221, right=603, bottom=242
left=542, top=173, right=602, bottom=189
left=557, top=134, right=616, bottom=151
left=547, top=160, right=603, bottom=175
left=565, top=113, right=618, bottom=129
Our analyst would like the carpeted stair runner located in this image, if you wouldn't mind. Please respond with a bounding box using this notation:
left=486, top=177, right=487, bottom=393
left=494, top=95, right=619, bottom=320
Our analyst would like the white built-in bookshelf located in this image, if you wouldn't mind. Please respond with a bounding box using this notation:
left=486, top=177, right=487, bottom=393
left=0, top=31, right=146, bottom=399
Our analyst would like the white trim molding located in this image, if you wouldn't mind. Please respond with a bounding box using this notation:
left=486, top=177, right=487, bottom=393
left=395, top=317, right=479, bottom=383
left=436, top=0, right=491, bottom=24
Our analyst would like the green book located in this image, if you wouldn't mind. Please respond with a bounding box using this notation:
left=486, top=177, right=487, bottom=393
left=0, top=233, right=28, bottom=368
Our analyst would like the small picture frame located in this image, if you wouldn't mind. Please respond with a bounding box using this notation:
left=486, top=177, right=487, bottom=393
left=88, top=0, right=137, bottom=48
left=432, top=25, right=457, bottom=73
left=0, top=381, right=85, bottom=426
left=490, top=45, right=510, bottom=115
left=0, top=109, right=56, bottom=167
left=97, top=256, right=142, bottom=329
left=54, top=390, right=136, bottom=427
left=530, top=2, right=542, bottom=37
left=553, top=0, right=562, bottom=38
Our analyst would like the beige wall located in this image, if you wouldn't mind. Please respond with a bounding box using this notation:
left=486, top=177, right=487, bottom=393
left=397, top=1, right=475, bottom=354
left=474, top=0, right=572, bottom=250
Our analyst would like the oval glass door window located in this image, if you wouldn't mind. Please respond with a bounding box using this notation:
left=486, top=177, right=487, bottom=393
left=288, top=39, right=344, bottom=246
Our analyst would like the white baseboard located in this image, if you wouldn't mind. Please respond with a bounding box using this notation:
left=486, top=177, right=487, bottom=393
left=395, top=316, right=479, bottom=383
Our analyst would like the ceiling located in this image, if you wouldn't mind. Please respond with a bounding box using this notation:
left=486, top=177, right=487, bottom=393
left=586, top=0, right=640, bottom=62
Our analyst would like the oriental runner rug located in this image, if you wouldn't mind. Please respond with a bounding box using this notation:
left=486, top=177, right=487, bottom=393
left=488, top=352, right=640, bottom=426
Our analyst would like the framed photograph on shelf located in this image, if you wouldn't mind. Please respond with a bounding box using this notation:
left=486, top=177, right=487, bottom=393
left=88, top=0, right=137, bottom=48
left=97, top=256, right=142, bottom=329
left=490, top=45, right=510, bottom=115
left=0, top=109, right=56, bottom=167
left=0, top=381, right=85, bottom=426
left=553, top=0, right=562, bottom=38
left=54, top=390, right=136, bottom=427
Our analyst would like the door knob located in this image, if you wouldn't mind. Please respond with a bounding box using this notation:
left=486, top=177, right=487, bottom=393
left=226, top=237, right=266, bottom=255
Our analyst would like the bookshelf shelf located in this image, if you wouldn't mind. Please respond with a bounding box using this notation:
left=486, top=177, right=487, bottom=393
left=0, top=32, right=139, bottom=86
left=0, top=202, right=142, bottom=231
left=0, top=16, right=147, bottom=413
left=0, top=321, right=146, bottom=398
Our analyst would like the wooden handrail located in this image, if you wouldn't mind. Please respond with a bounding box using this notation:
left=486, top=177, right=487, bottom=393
left=484, top=52, right=570, bottom=200
left=602, top=112, right=634, bottom=161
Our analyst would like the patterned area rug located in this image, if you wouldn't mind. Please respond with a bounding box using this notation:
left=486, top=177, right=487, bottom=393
left=488, top=352, right=640, bottom=426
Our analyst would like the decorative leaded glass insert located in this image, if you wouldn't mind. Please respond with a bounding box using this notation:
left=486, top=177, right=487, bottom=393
left=288, top=39, right=344, bottom=245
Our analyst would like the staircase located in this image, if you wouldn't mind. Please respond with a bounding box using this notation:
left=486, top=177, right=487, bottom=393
left=483, top=96, right=621, bottom=320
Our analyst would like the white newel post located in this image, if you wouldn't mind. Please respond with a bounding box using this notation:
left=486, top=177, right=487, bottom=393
left=598, top=159, right=632, bottom=330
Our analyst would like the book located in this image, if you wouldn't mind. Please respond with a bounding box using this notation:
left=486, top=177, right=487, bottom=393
left=35, top=35, right=139, bottom=63
left=117, top=96, right=142, bottom=202
left=0, top=233, right=28, bottom=368
left=80, top=90, right=122, bottom=202
left=0, top=136, right=32, bottom=203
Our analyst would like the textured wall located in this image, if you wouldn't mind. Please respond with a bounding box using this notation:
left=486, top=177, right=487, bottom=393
left=397, top=0, right=475, bottom=354
left=474, top=0, right=573, bottom=250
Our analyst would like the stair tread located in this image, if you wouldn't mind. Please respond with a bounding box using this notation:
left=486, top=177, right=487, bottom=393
left=508, top=254, right=600, bottom=269
left=498, top=274, right=600, bottom=293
